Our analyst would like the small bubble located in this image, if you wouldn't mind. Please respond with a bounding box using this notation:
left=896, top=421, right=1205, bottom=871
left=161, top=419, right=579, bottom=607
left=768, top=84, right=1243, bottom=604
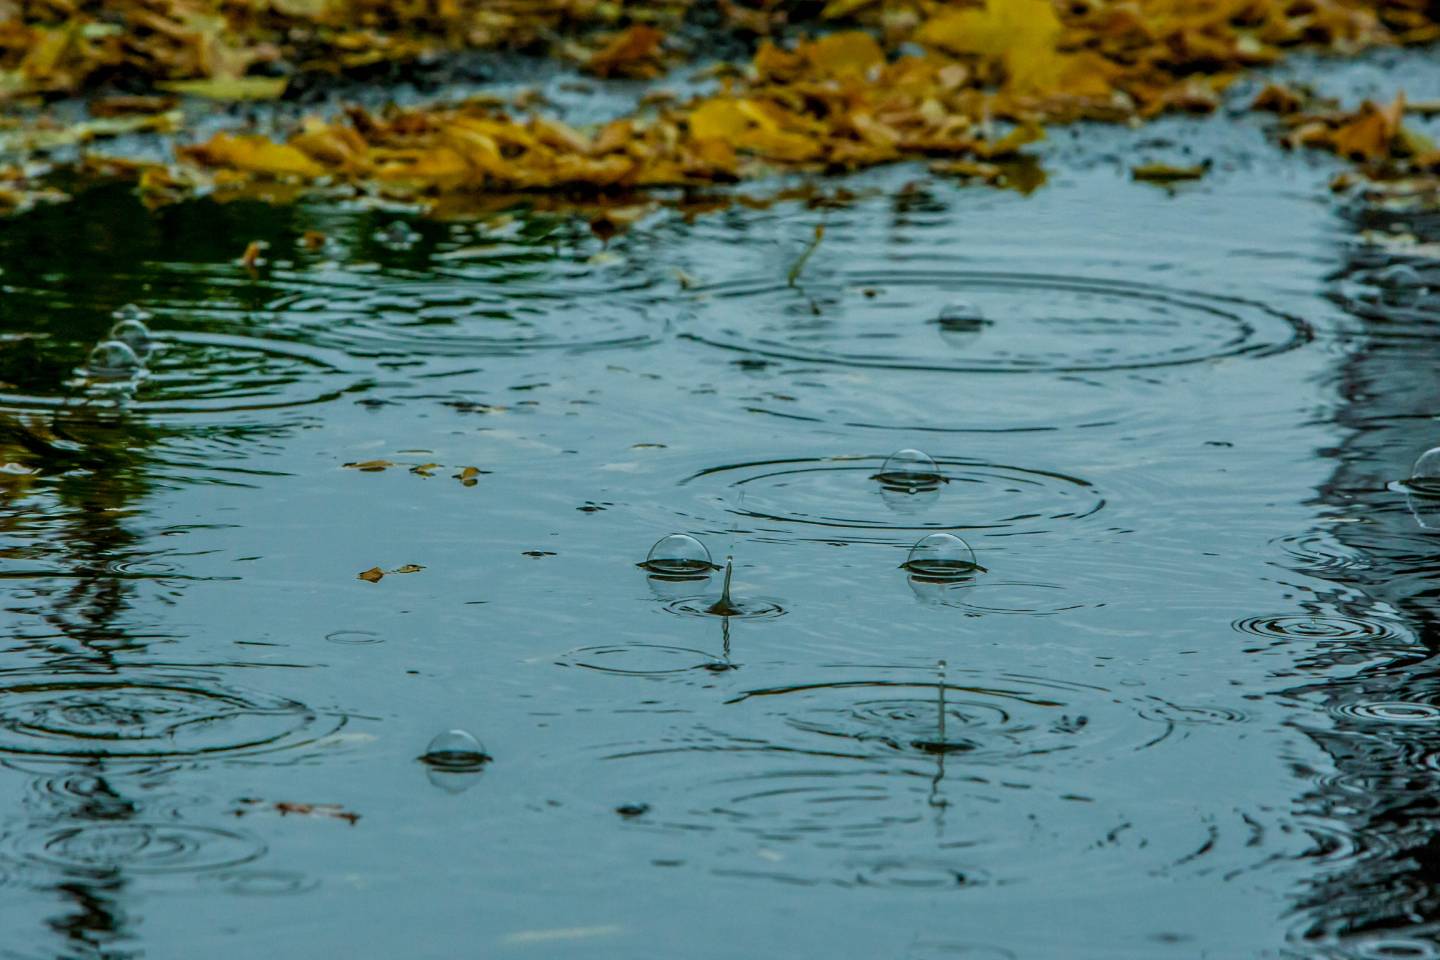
left=876, top=449, right=943, bottom=492
left=904, top=534, right=982, bottom=581
left=639, top=534, right=714, bottom=579
left=109, top=318, right=153, bottom=354
left=933, top=300, right=990, bottom=333
left=1375, top=263, right=1427, bottom=307
left=420, top=729, right=489, bottom=770
left=85, top=340, right=143, bottom=379
left=111, top=303, right=153, bottom=323
left=375, top=221, right=421, bottom=250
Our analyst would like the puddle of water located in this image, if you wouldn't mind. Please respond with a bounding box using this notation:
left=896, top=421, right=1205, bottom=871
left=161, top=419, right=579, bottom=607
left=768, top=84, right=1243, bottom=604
left=1, top=60, right=1439, bottom=959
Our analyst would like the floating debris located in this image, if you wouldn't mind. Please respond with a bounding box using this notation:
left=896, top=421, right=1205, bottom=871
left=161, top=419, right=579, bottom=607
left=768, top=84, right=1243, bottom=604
left=375, top=221, right=421, bottom=250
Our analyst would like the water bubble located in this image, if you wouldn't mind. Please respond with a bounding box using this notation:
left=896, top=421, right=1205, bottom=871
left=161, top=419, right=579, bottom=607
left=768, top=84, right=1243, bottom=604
left=933, top=300, right=990, bottom=332
left=84, top=340, right=143, bottom=379
left=420, top=729, right=489, bottom=770
left=903, top=534, right=982, bottom=581
left=1376, top=263, right=1427, bottom=308
left=109, top=317, right=153, bottom=354
left=1403, top=447, right=1440, bottom=529
left=375, top=221, right=421, bottom=250
left=639, top=534, right=715, bottom=579
left=876, top=448, right=943, bottom=492
left=111, top=303, right=153, bottom=323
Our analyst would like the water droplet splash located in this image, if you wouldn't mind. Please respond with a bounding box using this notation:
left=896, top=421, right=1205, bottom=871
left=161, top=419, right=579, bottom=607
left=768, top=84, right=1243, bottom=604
left=706, top=556, right=744, bottom=617
left=639, top=534, right=715, bottom=579
left=932, top=299, right=990, bottom=333
left=420, top=729, right=490, bottom=770
left=84, top=339, right=143, bottom=380
left=903, top=534, right=983, bottom=582
left=875, top=448, right=944, bottom=492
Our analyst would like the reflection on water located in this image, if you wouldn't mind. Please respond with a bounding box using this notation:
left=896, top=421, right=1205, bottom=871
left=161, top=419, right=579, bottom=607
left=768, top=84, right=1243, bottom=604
left=1, top=102, right=1439, bottom=956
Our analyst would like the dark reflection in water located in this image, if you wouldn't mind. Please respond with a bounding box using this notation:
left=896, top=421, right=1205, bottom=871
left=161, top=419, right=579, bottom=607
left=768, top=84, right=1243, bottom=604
left=1283, top=198, right=1440, bottom=958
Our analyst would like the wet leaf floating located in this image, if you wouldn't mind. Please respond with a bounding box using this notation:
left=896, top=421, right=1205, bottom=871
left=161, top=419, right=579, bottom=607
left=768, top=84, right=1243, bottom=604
left=273, top=802, right=361, bottom=824
left=156, top=77, right=289, bottom=101
left=238, top=240, right=268, bottom=272
left=1131, top=162, right=1211, bottom=183
left=357, top=566, right=385, bottom=583
left=344, top=459, right=396, bottom=472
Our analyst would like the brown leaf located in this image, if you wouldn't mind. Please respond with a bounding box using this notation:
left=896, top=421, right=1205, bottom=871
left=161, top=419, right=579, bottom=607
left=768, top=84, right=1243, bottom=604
left=357, top=566, right=384, bottom=583
left=344, top=459, right=395, bottom=471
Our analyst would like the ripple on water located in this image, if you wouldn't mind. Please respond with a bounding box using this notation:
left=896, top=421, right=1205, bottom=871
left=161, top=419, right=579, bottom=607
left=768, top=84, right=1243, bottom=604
left=1233, top=614, right=1402, bottom=643
left=720, top=664, right=1222, bottom=761
left=681, top=270, right=1311, bottom=373
left=1331, top=701, right=1440, bottom=724
left=677, top=456, right=1102, bottom=538
left=556, top=643, right=730, bottom=677
left=0, top=670, right=344, bottom=760
left=201, top=869, right=320, bottom=896
left=0, top=333, right=363, bottom=419
left=5, top=822, right=264, bottom=875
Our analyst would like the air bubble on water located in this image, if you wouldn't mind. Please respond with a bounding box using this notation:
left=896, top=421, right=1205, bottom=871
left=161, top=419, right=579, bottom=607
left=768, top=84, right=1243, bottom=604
left=376, top=221, right=420, bottom=250
left=1403, top=446, right=1440, bottom=529
left=85, top=340, right=143, bottom=379
left=111, top=303, right=153, bottom=323
left=109, top=318, right=153, bottom=354
left=903, top=534, right=982, bottom=581
left=420, top=729, right=489, bottom=769
left=933, top=300, right=990, bottom=332
left=876, top=448, right=943, bottom=492
left=1375, top=263, right=1428, bottom=308
left=639, top=534, right=715, bottom=578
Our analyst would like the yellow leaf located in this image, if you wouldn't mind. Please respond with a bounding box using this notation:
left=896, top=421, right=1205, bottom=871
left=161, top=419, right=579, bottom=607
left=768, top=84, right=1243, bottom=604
left=343, top=459, right=394, bottom=471
left=821, top=0, right=881, bottom=19
left=357, top=566, right=384, bottom=583
left=689, top=99, right=751, bottom=140
left=804, top=31, right=884, bottom=77
left=159, top=77, right=289, bottom=102
left=917, top=0, right=1064, bottom=95
left=189, top=132, right=325, bottom=178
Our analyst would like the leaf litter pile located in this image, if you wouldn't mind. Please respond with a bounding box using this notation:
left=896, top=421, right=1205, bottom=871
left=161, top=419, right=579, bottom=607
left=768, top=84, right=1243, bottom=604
left=1, top=0, right=1439, bottom=216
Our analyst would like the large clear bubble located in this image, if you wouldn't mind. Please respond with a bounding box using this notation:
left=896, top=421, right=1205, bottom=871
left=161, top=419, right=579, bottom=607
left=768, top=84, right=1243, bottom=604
left=420, top=728, right=489, bottom=770
left=639, top=534, right=715, bottom=579
left=1404, top=446, right=1440, bottom=530
left=875, top=448, right=943, bottom=492
left=903, top=533, right=982, bottom=582
left=933, top=299, right=990, bottom=333
left=84, top=340, right=143, bottom=379
left=109, top=318, right=153, bottom=355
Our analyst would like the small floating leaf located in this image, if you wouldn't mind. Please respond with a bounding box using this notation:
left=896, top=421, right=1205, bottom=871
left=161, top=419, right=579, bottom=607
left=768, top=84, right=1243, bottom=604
left=344, top=459, right=395, bottom=471
left=357, top=566, right=384, bottom=583
left=1131, top=162, right=1210, bottom=182
left=390, top=564, right=425, bottom=574
left=158, top=77, right=289, bottom=101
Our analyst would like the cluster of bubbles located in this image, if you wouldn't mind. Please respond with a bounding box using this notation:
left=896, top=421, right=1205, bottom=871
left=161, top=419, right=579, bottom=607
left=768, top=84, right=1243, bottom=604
left=80, top=304, right=157, bottom=392
left=420, top=448, right=982, bottom=785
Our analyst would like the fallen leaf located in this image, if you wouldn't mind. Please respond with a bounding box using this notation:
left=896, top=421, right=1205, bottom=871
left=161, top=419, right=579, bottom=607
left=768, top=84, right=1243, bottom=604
left=357, top=566, right=384, bottom=583
left=1131, top=161, right=1210, bottom=182
left=344, top=459, right=395, bottom=471
left=158, top=77, right=289, bottom=101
